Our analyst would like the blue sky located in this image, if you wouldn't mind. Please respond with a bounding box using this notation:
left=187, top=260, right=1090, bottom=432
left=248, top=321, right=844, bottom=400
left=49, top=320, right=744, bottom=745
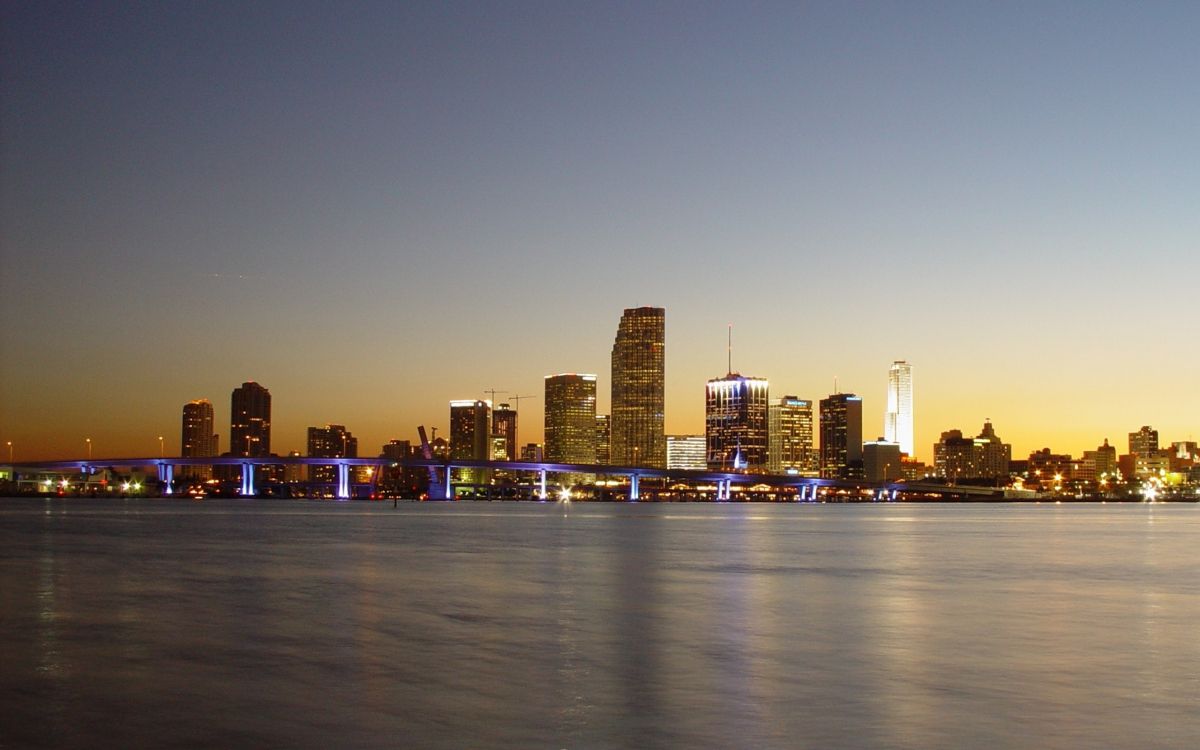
left=2, top=1, right=1198, bottom=460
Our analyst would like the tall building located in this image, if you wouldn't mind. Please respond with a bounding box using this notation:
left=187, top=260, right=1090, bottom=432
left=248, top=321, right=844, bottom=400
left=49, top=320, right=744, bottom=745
left=1129, top=426, right=1159, bottom=457
left=450, top=400, right=491, bottom=484
left=595, top=415, right=611, bottom=464
left=491, top=404, right=518, bottom=461
left=610, top=307, right=666, bottom=467
left=666, top=435, right=706, bottom=470
left=230, top=382, right=271, bottom=457
left=884, top=361, right=914, bottom=456
left=1081, top=439, right=1118, bottom=482
left=768, top=396, right=817, bottom=475
left=181, top=399, right=218, bottom=480
left=307, top=424, right=357, bottom=484
left=933, top=420, right=1011, bottom=483
left=706, top=374, right=770, bottom=471
left=819, top=393, right=863, bottom=479
left=544, top=374, right=598, bottom=464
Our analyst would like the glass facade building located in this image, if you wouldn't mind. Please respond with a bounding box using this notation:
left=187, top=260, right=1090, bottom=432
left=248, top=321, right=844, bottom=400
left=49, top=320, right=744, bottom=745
left=544, top=374, right=598, bottom=464
left=705, top=374, right=769, bottom=471
left=610, top=307, right=665, bottom=467
left=768, top=396, right=817, bottom=475
left=884, top=361, right=914, bottom=457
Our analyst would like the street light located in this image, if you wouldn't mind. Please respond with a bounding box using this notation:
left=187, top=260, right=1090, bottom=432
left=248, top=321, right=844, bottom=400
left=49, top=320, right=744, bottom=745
left=6, top=441, right=11, bottom=464
left=158, top=436, right=164, bottom=458
left=86, top=438, right=92, bottom=462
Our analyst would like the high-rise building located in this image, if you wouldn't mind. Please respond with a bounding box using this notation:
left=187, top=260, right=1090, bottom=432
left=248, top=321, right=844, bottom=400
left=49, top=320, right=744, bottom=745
left=1129, top=426, right=1159, bottom=457
left=768, top=396, right=817, bottom=475
left=307, top=424, right=357, bottom=484
left=610, top=307, right=665, bottom=467
left=450, top=400, right=491, bottom=484
left=230, top=382, right=271, bottom=457
left=666, top=435, right=706, bottom=470
left=595, top=415, right=611, bottom=464
left=544, top=374, right=598, bottom=464
left=819, top=393, right=863, bottom=479
left=884, top=361, right=914, bottom=456
left=181, top=399, right=218, bottom=480
left=492, top=404, right=518, bottom=461
left=863, top=439, right=903, bottom=482
left=520, top=443, right=543, bottom=462
left=933, top=420, right=1011, bottom=483
left=706, top=374, right=769, bottom=471
left=1081, top=439, right=1118, bottom=482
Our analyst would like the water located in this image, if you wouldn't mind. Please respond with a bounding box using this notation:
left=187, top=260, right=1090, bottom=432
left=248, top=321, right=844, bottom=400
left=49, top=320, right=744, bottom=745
left=2, top=498, right=1198, bottom=749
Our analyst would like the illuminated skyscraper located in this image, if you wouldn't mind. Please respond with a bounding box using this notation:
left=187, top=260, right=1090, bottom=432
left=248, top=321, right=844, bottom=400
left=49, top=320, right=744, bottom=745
left=307, top=424, right=357, bottom=484
left=230, top=382, right=271, bottom=457
left=181, top=399, right=218, bottom=480
left=884, top=361, right=914, bottom=456
left=706, top=374, right=769, bottom=471
left=492, top=403, right=518, bottom=461
left=611, top=307, right=665, bottom=467
left=768, top=396, right=817, bottom=475
left=595, top=415, right=610, bottom=464
left=450, top=400, right=490, bottom=484
left=544, top=374, right=598, bottom=464
left=666, top=435, right=706, bottom=470
left=820, top=393, right=863, bottom=479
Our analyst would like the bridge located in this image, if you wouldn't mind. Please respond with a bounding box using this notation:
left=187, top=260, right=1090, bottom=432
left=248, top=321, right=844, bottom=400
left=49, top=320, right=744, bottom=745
left=5, top=455, right=1004, bottom=501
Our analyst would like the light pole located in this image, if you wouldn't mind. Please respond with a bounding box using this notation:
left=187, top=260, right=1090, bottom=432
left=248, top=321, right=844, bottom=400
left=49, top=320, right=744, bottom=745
left=86, top=438, right=92, bottom=462
left=6, top=441, right=11, bottom=465
left=158, top=436, right=164, bottom=458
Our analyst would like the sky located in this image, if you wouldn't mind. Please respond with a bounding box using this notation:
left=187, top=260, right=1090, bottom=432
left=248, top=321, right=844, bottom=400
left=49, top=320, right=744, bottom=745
left=2, top=1, right=1198, bottom=463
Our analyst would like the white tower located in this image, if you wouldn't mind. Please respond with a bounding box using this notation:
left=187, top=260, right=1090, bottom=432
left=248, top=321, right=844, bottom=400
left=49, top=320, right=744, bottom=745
left=884, top=361, right=914, bottom=456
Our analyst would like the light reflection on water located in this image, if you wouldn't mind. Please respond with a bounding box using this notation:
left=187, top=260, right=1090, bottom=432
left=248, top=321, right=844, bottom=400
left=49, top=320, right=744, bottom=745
left=2, top=498, right=1198, bottom=749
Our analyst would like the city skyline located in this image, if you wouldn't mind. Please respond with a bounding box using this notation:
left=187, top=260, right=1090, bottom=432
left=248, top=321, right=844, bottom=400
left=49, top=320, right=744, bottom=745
left=2, top=3, right=1198, bottom=462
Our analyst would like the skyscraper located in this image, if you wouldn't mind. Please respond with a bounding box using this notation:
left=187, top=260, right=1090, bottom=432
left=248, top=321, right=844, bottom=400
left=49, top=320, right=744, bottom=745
left=706, top=374, right=770, bottom=471
left=610, top=307, right=665, bottom=467
left=820, top=393, right=863, bottom=479
left=594, top=415, right=611, bottom=464
left=884, top=361, right=914, bottom=456
left=492, top=403, right=518, bottom=461
left=181, top=399, right=218, bottom=480
left=768, top=396, right=817, bottom=475
left=230, top=382, right=271, bottom=457
left=306, top=424, right=357, bottom=484
left=544, top=374, right=598, bottom=464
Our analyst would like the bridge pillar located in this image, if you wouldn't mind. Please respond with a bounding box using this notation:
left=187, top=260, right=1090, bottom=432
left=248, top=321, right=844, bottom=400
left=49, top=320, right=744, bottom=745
left=337, top=463, right=350, bottom=500
left=890, top=489, right=898, bottom=502
left=240, top=463, right=256, bottom=497
left=445, top=466, right=454, bottom=500
left=629, top=474, right=639, bottom=501
left=799, top=485, right=807, bottom=501
left=162, top=464, right=174, bottom=495
left=539, top=469, right=547, bottom=500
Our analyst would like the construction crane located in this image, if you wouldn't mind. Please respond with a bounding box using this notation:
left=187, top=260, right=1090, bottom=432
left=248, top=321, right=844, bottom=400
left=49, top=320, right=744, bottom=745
left=508, top=394, right=538, bottom=412
left=483, top=388, right=507, bottom=406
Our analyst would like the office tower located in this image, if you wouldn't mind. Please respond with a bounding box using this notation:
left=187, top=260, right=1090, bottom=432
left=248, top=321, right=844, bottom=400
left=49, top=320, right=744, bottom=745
left=450, top=400, right=491, bottom=484
left=307, top=424, right=357, bottom=484
left=231, top=381, right=271, bottom=457
left=544, top=374, right=598, bottom=464
left=520, top=443, right=544, bottom=462
left=768, top=396, right=817, bottom=475
left=666, top=435, right=707, bottom=470
left=595, top=415, right=611, bottom=464
left=1080, top=439, right=1118, bottom=482
left=1129, top=426, right=1159, bottom=457
left=706, top=373, right=769, bottom=471
left=819, top=393, right=863, bottom=479
left=491, top=404, right=518, bottom=461
left=611, top=307, right=666, bottom=467
left=863, top=439, right=903, bottom=482
left=884, top=361, right=914, bottom=456
left=283, top=451, right=304, bottom=484
left=181, top=399, right=218, bottom=480
left=933, top=420, right=1011, bottom=482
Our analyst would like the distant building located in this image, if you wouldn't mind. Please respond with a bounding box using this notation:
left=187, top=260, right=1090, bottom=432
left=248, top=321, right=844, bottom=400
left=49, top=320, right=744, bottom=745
left=884, top=361, right=914, bottom=457
left=933, top=420, right=1011, bottom=483
left=863, top=439, right=902, bottom=482
left=611, top=307, right=666, bottom=467
left=1081, top=439, right=1118, bottom=482
left=1129, top=426, right=1159, bottom=458
left=489, top=435, right=509, bottom=462
left=1028, top=448, right=1072, bottom=483
left=307, top=424, right=357, bottom=484
left=768, top=396, right=817, bottom=475
left=181, top=399, right=218, bottom=480
left=283, top=451, right=304, bottom=484
left=819, top=393, right=863, bottom=479
left=666, top=435, right=706, bottom=470
left=491, top=404, right=518, bottom=461
left=706, top=373, right=769, bottom=471
left=595, top=415, right=611, bottom=464
left=450, top=400, right=491, bottom=484
left=230, top=382, right=271, bottom=457
left=544, top=374, right=598, bottom=464
left=520, top=443, right=544, bottom=462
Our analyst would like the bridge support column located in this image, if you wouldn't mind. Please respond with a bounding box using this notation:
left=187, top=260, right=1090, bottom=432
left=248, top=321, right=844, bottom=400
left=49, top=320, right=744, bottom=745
left=160, top=464, right=174, bottom=495
left=445, top=466, right=454, bottom=500
left=241, top=463, right=255, bottom=497
left=539, top=469, right=547, bottom=500
left=890, top=489, right=898, bottom=502
left=337, top=463, right=350, bottom=500
left=629, top=474, right=639, bottom=501
left=799, top=485, right=807, bottom=501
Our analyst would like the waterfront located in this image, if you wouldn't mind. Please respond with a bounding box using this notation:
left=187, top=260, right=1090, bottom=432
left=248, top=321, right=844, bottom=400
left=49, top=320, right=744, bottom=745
left=2, top=498, right=1198, bottom=749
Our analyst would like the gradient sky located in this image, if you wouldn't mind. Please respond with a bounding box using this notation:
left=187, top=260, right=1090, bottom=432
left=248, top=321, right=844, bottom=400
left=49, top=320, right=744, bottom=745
left=2, top=1, right=1198, bottom=462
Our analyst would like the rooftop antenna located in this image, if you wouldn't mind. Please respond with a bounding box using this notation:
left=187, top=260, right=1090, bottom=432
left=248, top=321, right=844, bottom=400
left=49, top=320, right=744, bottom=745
left=834, top=376, right=839, bottom=394
left=727, top=323, right=733, bottom=375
